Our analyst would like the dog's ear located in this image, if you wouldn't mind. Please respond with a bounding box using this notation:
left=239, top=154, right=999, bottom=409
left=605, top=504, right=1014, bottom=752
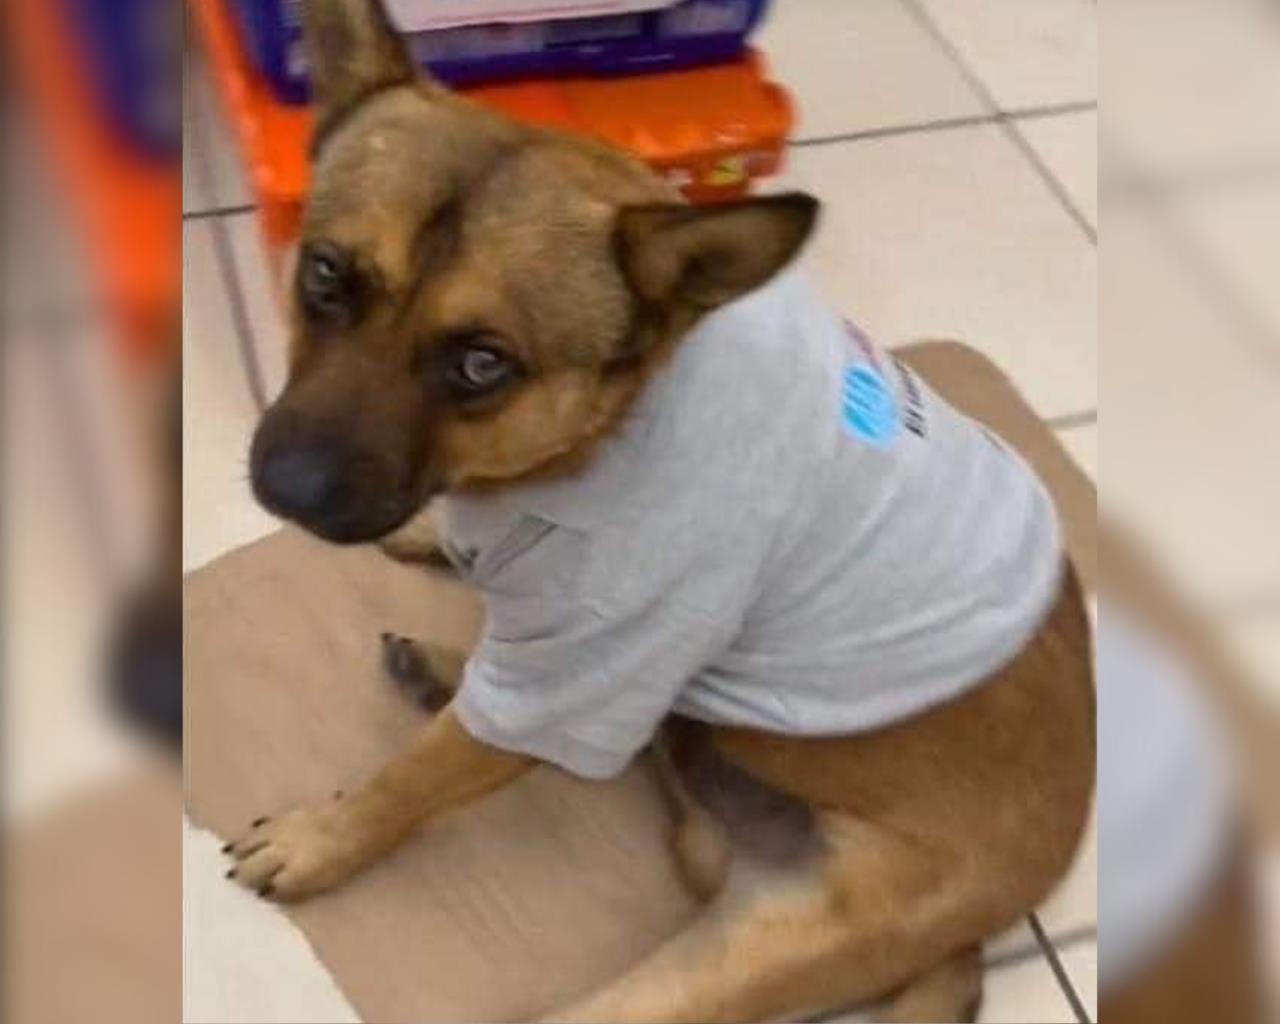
left=302, top=0, right=427, bottom=126
left=615, top=193, right=819, bottom=313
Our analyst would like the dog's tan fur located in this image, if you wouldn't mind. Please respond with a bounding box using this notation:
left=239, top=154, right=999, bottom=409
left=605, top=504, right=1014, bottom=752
left=229, top=3, right=1096, bottom=1020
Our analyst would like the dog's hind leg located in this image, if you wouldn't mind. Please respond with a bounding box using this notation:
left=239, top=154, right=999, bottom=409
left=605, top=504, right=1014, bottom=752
left=650, top=735, right=732, bottom=903
left=379, top=633, right=466, bottom=712
left=542, top=815, right=988, bottom=1024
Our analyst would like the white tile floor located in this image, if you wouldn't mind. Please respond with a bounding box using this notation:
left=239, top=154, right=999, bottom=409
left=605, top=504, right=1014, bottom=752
left=771, top=124, right=1097, bottom=418
left=912, top=0, right=1097, bottom=111
left=181, top=0, right=1271, bottom=1020
left=763, top=0, right=987, bottom=141
left=1019, top=109, right=1099, bottom=228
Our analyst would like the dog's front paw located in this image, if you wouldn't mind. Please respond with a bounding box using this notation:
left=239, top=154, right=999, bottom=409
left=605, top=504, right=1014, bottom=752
left=222, top=800, right=371, bottom=901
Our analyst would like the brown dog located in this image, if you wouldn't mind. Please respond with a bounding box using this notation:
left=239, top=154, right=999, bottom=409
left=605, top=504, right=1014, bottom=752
left=225, top=3, right=1095, bottom=1020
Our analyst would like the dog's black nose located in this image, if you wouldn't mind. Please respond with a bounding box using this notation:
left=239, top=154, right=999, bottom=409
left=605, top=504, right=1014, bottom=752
left=254, top=443, right=346, bottom=522
left=250, top=415, right=417, bottom=544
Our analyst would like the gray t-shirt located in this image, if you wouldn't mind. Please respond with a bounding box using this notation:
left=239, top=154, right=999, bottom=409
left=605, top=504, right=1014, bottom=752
left=444, top=271, right=1063, bottom=779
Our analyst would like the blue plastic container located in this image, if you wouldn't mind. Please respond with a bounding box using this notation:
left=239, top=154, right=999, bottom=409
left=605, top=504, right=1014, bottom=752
left=60, top=0, right=182, bottom=159
left=229, top=0, right=770, bottom=104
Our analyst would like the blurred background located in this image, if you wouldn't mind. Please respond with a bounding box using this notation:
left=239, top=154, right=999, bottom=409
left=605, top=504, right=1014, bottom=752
left=1, top=0, right=1277, bottom=1022
left=3, top=1, right=182, bottom=1022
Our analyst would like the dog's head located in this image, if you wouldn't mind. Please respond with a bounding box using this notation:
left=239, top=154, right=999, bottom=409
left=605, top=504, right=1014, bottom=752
left=250, top=0, right=819, bottom=543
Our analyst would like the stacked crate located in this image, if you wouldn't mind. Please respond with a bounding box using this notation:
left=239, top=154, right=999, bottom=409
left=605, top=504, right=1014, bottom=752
left=231, top=0, right=771, bottom=101
left=192, top=0, right=795, bottom=270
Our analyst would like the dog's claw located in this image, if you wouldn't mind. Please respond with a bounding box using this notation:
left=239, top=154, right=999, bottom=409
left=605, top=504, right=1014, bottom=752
left=251, top=816, right=269, bottom=828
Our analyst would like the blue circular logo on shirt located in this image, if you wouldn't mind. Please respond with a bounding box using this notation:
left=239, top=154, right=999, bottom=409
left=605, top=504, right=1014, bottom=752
left=841, top=366, right=900, bottom=446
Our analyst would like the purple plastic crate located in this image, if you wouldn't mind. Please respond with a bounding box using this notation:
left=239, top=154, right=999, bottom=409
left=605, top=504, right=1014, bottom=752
left=228, top=0, right=769, bottom=105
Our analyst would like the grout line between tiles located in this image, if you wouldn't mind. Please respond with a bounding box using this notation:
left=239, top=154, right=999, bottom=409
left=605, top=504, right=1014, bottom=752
left=205, top=215, right=270, bottom=413
left=184, top=202, right=258, bottom=222
left=806, top=920, right=1098, bottom=1023
left=176, top=103, right=1101, bottom=220
left=186, top=106, right=270, bottom=413
left=986, top=921, right=1099, bottom=972
left=1007, top=101, right=1098, bottom=123
left=1030, top=913, right=1093, bottom=1023
left=790, top=111, right=998, bottom=149
left=984, top=940, right=1056, bottom=973
left=790, top=101, right=1096, bottom=150
left=183, top=53, right=220, bottom=218
left=985, top=924, right=1095, bottom=972
left=893, top=0, right=1045, bottom=123
left=1048, top=409, right=1097, bottom=430
left=1045, top=925, right=1099, bottom=956
left=895, top=0, right=1097, bottom=246
left=1001, top=120, right=1097, bottom=244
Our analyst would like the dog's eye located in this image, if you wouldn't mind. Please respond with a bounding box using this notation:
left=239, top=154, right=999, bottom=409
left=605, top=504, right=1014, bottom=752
left=444, top=344, right=518, bottom=397
left=298, top=244, right=356, bottom=323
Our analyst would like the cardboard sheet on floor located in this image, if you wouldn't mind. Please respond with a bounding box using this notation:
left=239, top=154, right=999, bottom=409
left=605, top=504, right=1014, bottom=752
left=184, top=343, right=1098, bottom=1023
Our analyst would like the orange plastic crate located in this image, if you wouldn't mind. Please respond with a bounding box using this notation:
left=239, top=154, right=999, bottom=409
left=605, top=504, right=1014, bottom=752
left=190, top=0, right=793, bottom=266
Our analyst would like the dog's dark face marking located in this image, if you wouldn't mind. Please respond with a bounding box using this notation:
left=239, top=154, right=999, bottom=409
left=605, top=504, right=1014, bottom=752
left=250, top=0, right=818, bottom=544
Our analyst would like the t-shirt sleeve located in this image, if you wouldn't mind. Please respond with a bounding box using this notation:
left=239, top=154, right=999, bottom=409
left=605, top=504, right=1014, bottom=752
left=453, top=522, right=754, bottom=780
